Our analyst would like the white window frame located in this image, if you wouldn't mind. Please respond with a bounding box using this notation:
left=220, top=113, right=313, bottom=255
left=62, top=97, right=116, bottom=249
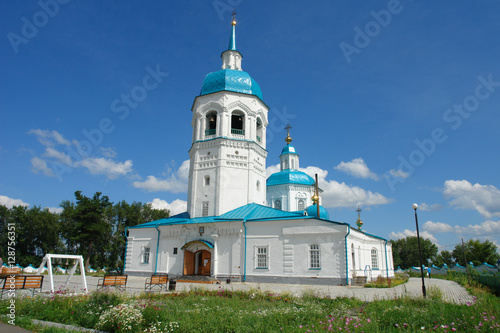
left=309, top=244, right=321, bottom=269
left=274, top=199, right=281, bottom=210
left=202, top=201, right=209, bottom=217
left=297, top=199, right=305, bottom=211
left=371, top=248, right=378, bottom=270
left=255, top=246, right=269, bottom=269
left=142, top=246, right=151, bottom=264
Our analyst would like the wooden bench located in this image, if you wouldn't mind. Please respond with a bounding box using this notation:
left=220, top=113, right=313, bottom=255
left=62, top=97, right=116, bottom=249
left=1, top=275, right=44, bottom=298
left=97, top=275, right=127, bottom=291
left=144, top=274, right=169, bottom=291
left=0, top=267, right=22, bottom=275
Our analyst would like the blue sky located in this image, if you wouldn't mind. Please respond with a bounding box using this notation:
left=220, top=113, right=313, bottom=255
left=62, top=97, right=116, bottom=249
left=2, top=1, right=500, bottom=255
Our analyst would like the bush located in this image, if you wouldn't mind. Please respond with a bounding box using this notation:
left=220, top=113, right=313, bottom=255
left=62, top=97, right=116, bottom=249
left=95, top=303, right=143, bottom=332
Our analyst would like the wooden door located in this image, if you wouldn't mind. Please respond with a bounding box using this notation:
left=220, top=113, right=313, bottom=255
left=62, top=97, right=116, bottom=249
left=199, top=250, right=211, bottom=276
left=183, top=250, right=195, bottom=275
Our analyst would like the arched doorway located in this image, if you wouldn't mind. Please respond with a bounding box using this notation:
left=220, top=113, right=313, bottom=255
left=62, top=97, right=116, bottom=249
left=182, top=240, right=213, bottom=276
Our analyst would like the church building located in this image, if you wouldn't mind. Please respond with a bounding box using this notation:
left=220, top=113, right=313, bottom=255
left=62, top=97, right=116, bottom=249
left=124, top=18, right=394, bottom=285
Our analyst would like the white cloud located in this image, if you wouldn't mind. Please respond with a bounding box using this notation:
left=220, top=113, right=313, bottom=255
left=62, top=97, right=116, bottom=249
left=422, top=219, right=500, bottom=240
left=43, top=147, right=74, bottom=166
left=300, top=165, right=391, bottom=209
left=418, top=203, right=444, bottom=211
left=100, top=147, right=118, bottom=159
left=0, top=195, right=29, bottom=208
left=150, top=198, right=187, bottom=215
left=265, top=164, right=391, bottom=209
left=266, top=164, right=280, bottom=177
left=454, top=220, right=500, bottom=237
left=388, top=168, right=410, bottom=179
left=29, top=129, right=70, bottom=146
left=443, top=180, right=500, bottom=218
left=31, top=157, right=55, bottom=177
left=48, top=207, right=63, bottom=214
left=133, top=160, right=190, bottom=193
left=422, top=221, right=454, bottom=233
left=79, top=157, right=133, bottom=179
left=29, top=129, right=134, bottom=180
left=335, top=158, right=378, bottom=180
left=388, top=229, right=439, bottom=244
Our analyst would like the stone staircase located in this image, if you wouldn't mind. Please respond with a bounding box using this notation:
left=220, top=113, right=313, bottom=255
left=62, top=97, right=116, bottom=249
left=351, top=276, right=367, bottom=286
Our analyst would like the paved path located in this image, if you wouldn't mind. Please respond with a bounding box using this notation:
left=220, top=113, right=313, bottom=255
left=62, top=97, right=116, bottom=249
left=37, top=275, right=474, bottom=305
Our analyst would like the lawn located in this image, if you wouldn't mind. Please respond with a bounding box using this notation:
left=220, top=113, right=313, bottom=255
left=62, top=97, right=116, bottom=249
left=0, top=283, right=499, bottom=332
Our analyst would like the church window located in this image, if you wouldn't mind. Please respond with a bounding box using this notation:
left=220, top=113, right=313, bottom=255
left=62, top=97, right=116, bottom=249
left=291, top=159, right=295, bottom=169
left=205, top=112, right=217, bottom=136
left=351, top=244, right=356, bottom=271
left=310, top=244, right=320, bottom=269
left=142, top=247, right=150, bottom=264
left=204, top=176, right=210, bottom=186
left=358, top=246, right=361, bottom=270
left=173, top=247, right=178, bottom=255
left=297, top=199, right=305, bottom=211
left=274, top=199, right=282, bottom=210
left=231, top=111, right=245, bottom=135
left=256, top=246, right=268, bottom=268
left=202, top=201, right=209, bottom=217
left=256, top=117, right=263, bottom=142
left=371, top=248, right=378, bottom=269
left=256, top=180, right=261, bottom=191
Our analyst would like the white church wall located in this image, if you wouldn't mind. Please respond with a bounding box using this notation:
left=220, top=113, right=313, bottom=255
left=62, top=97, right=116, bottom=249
left=346, top=229, right=395, bottom=283
left=244, top=218, right=350, bottom=284
left=126, top=227, right=157, bottom=276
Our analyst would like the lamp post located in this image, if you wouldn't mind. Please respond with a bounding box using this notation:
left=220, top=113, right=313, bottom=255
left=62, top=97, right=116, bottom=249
left=412, top=203, right=426, bottom=298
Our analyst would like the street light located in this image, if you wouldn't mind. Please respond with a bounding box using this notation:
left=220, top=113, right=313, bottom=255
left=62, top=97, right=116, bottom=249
left=412, top=203, right=426, bottom=298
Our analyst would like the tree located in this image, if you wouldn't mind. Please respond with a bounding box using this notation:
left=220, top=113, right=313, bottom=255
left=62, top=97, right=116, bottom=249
left=0, top=205, right=62, bottom=267
left=391, top=236, right=438, bottom=269
left=433, top=250, right=454, bottom=267
left=61, top=191, right=112, bottom=271
left=452, top=239, right=500, bottom=266
left=104, top=201, right=170, bottom=272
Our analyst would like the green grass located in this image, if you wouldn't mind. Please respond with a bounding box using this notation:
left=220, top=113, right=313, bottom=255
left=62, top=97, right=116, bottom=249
left=364, top=276, right=409, bottom=288
left=0, top=283, right=498, bottom=332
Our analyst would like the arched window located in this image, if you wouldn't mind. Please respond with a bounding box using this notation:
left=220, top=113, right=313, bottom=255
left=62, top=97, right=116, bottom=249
left=358, top=246, right=361, bottom=270
left=231, top=111, right=244, bottom=135
left=205, top=112, right=217, bottom=136
left=204, top=176, right=210, bottom=186
left=256, top=180, right=261, bottom=191
left=310, top=244, right=320, bottom=268
left=256, top=117, right=263, bottom=143
left=274, top=199, right=281, bottom=210
left=297, top=199, right=305, bottom=211
left=351, top=244, right=356, bottom=271
left=371, top=248, right=378, bottom=269
left=202, top=201, right=209, bottom=217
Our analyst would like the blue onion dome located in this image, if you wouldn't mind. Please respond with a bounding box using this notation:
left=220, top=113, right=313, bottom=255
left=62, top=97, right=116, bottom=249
left=305, top=204, right=329, bottom=220
left=281, top=144, right=297, bottom=155
left=267, top=169, right=315, bottom=186
left=200, top=69, right=263, bottom=100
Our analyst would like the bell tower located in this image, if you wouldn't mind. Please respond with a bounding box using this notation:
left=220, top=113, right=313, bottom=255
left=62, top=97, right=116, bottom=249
left=187, top=17, right=269, bottom=218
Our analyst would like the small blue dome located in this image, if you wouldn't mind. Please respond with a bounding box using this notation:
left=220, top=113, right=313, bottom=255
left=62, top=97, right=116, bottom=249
left=266, top=169, right=315, bottom=186
left=305, top=204, right=329, bottom=220
left=281, top=145, right=297, bottom=155
left=200, top=69, right=263, bottom=100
